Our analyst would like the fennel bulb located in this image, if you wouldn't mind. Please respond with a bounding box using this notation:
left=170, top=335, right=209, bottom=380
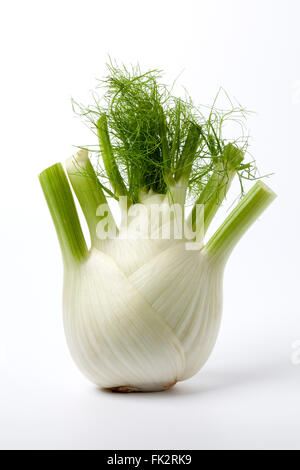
left=39, top=63, right=276, bottom=392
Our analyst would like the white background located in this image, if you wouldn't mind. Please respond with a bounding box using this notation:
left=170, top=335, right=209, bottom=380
left=0, top=0, right=299, bottom=450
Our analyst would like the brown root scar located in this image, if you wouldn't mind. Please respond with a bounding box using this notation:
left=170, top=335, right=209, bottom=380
left=105, top=378, right=178, bottom=393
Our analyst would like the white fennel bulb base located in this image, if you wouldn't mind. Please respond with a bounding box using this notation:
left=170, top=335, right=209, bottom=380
left=39, top=155, right=276, bottom=392
left=63, top=248, right=186, bottom=391
left=63, top=244, right=223, bottom=391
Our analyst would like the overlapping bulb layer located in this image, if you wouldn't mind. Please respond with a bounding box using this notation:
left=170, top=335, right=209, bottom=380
left=63, top=241, right=223, bottom=391
left=39, top=153, right=275, bottom=392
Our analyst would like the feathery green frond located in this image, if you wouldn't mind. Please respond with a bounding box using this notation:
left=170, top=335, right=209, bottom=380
left=73, top=61, right=261, bottom=207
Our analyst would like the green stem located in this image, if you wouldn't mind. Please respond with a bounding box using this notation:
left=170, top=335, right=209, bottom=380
left=188, top=143, right=244, bottom=234
left=166, top=123, right=201, bottom=207
left=39, top=163, right=88, bottom=267
left=159, top=107, right=174, bottom=186
left=96, top=114, right=129, bottom=200
left=189, top=165, right=236, bottom=233
left=169, top=100, right=181, bottom=172
left=175, top=123, right=201, bottom=182
left=205, top=181, right=276, bottom=263
left=167, top=181, right=188, bottom=207
left=66, top=150, right=118, bottom=249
